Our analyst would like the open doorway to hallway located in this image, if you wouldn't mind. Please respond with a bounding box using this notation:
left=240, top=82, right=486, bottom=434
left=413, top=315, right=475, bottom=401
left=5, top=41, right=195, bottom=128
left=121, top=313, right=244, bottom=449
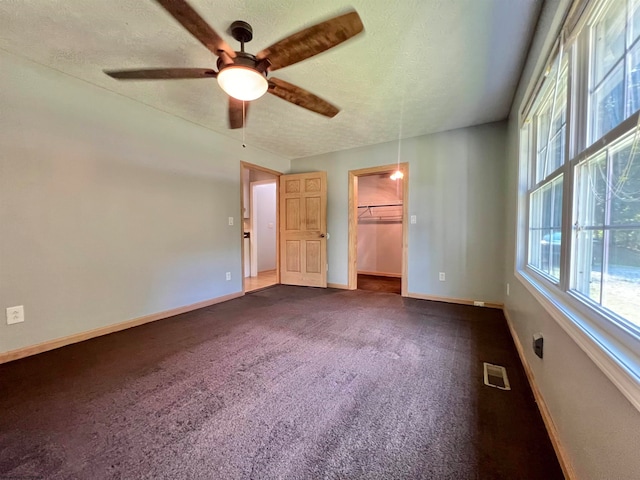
left=241, top=162, right=280, bottom=293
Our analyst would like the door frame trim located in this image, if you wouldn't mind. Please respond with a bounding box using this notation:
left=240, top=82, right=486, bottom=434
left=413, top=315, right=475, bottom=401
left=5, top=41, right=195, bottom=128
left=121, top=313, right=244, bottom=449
left=240, top=161, right=282, bottom=293
left=348, top=163, right=409, bottom=296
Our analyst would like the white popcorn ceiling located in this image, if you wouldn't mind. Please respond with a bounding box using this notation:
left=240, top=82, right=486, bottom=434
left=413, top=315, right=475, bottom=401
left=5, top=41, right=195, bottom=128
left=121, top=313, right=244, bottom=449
left=0, top=0, right=542, bottom=159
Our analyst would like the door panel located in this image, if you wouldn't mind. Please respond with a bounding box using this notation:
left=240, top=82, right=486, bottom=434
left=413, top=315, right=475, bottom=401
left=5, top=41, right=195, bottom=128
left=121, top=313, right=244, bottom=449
left=280, top=171, right=327, bottom=287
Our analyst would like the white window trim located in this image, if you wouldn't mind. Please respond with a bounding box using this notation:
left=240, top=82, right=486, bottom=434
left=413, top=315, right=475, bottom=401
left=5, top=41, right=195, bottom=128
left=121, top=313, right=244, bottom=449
left=516, top=0, right=640, bottom=413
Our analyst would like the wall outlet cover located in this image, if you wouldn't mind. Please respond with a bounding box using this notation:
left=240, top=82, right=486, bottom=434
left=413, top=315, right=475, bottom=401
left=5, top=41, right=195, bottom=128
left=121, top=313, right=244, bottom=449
left=533, top=333, right=544, bottom=358
left=6, top=305, right=25, bottom=325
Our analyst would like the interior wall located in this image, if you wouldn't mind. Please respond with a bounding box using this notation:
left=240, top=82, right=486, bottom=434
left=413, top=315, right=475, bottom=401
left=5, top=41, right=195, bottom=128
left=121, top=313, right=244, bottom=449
left=254, top=182, right=277, bottom=272
left=291, top=121, right=506, bottom=303
left=357, top=174, right=402, bottom=276
left=504, top=1, right=640, bottom=479
left=0, top=50, right=289, bottom=355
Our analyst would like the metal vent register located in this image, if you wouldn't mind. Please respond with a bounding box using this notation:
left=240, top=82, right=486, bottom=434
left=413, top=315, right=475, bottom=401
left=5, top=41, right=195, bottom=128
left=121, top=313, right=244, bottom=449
left=483, top=362, right=511, bottom=390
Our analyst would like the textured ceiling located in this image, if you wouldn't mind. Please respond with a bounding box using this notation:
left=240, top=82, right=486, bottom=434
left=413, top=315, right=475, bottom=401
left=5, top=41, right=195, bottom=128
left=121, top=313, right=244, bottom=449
left=0, top=0, right=541, bottom=159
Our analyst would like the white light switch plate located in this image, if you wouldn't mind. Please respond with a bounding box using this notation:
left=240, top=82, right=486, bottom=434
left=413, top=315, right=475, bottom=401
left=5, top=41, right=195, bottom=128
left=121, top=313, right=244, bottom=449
left=228, top=217, right=234, bottom=226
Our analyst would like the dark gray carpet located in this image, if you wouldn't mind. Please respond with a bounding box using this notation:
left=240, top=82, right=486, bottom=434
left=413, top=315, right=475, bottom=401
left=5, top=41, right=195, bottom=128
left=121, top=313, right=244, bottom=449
left=0, top=286, right=562, bottom=479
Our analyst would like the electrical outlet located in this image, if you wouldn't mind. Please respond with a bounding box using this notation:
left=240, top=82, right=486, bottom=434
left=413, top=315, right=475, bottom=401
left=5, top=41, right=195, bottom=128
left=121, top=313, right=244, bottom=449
left=473, top=301, right=485, bottom=307
left=410, top=215, right=417, bottom=224
left=6, top=306, right=24, bottom=325
left=228, top=217, right=234, bottom=226
left=225, top=272, right=231, bottom=281
left=439, top=272, right=446, bottom=281
left=533, top=333, right=544, bottom=358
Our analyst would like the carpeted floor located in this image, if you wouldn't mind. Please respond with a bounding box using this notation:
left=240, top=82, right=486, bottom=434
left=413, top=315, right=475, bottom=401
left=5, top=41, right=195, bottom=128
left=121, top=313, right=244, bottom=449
left=0, top=286, right=562, bottom=479
left=357, top=274, right=402, bottom=294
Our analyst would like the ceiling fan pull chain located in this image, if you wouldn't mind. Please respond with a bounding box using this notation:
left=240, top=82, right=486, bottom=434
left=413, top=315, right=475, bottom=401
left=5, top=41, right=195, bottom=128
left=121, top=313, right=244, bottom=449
left=242, top=101, right=246, bottom=148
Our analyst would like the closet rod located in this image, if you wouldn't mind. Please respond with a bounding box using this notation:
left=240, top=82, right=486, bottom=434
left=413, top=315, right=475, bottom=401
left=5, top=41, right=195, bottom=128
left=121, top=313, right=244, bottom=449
left=357, top=203, right=403, bottom=208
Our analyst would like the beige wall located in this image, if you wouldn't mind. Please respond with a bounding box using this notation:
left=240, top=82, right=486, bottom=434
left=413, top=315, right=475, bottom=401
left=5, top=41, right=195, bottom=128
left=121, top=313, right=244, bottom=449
left=291, top=121, right=507, bottom=303
left=0, top=50, right=288, bottom=355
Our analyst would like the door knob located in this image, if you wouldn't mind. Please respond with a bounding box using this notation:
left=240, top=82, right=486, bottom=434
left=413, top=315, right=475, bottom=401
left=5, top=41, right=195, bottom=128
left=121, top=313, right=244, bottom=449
left=320, top=233, right=326, bottom=238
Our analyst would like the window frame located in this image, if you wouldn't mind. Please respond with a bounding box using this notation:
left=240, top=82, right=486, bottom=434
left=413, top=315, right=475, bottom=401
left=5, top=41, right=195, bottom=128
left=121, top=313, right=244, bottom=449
left=517, top=0, right=640, bottom=412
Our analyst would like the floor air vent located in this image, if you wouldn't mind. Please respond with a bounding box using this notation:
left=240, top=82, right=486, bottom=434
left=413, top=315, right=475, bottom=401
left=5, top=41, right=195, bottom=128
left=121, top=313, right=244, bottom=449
left=483, top=362, right=511, bottom=390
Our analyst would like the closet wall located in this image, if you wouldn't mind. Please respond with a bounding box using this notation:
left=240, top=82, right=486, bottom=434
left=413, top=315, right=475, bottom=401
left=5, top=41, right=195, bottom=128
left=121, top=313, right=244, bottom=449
left=357, top=174, right=403, bottom=276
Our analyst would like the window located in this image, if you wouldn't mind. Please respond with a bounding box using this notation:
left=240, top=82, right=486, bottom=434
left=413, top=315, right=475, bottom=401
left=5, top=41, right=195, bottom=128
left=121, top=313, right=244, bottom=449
left=519, top=0, right=640, bottom=408
left=524, top=62, right=568, bottom=281
left=573, top=134, right=640, bottom=326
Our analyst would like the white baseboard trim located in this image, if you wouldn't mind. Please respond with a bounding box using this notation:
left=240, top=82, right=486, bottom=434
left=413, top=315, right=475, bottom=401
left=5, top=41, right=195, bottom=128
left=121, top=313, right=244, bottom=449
left=327, top=282, right=350, bottom=290
left=503, top=307, right=577, bottom=480
left=406, top=292, right=503, bottom=309
left=0, top=291, right=244, bottom=365
left=357, top=271, right=402, bottom=278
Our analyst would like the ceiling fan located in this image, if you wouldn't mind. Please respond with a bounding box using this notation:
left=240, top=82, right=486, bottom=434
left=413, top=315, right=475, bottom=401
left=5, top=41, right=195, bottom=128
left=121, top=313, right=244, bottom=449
left=104, top=0, right=364, bottom=129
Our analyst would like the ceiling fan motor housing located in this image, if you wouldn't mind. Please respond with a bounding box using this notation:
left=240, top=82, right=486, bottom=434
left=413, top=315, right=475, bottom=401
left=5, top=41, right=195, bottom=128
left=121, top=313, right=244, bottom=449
left=216, top=51, right=267, bottom=78
left=230, top=20, right=253, bottom=43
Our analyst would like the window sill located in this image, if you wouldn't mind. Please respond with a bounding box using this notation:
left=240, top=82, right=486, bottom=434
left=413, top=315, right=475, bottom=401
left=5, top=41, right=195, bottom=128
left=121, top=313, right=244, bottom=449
left=515, top=267, right=640, bottom=412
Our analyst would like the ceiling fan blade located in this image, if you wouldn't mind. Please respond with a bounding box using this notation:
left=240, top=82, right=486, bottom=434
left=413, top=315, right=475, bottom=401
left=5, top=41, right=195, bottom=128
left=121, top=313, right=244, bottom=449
left=229, top=97, right=249, bottom=129
left=104, top=68, right=217, bottom=80
left=154, top=0, right=236, bottom=58
left=257, top=10, right=363, bottom=71
left=268, top=77, right=339, bottom=118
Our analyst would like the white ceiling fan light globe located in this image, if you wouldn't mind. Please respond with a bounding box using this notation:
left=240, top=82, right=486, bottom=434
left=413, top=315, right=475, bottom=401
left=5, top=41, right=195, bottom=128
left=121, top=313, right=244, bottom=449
left=217, top=66, right=268, bottom=101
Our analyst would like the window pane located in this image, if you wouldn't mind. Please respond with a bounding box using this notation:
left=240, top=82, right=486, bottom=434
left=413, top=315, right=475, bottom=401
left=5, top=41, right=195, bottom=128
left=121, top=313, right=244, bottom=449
left=577, top=153, right=608, bottom=227
left=529, top=228, right=543, bottom=267
left=626, top=40, right=640, bottom=114
left=610, top=140, right=640, bottom=225
left=528, top=176, right=563, bottom=281
left=573, top=229, right=604, bottom=302
left=535, top=72, right=567, bottom=182
left=591, top=62, right=625, bottom=142
left=553, top=179, right=563, bottom=228
left=602, top=228, right=640, bottom=327
left=549, top=229, right=562, bottom=278
left=548, top=129, right=566, bottom=175
left=573, top=152, right=607, bottom=298
left=536, top=106, right=551, bottom=182
left=629, top=0, right=640, bottom=45
left=593, top=0, right=626, bottom=86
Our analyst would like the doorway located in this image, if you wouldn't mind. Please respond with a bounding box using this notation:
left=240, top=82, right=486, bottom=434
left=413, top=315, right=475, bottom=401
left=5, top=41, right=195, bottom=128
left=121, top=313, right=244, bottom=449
left=241, top=162, right=281, bottom=293
left=348, top=164, right=408, bottom=296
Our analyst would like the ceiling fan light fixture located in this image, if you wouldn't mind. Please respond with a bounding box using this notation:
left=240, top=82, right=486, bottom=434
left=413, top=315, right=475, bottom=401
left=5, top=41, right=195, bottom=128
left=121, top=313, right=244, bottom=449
left=217, top=65, right=268, bottom=101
